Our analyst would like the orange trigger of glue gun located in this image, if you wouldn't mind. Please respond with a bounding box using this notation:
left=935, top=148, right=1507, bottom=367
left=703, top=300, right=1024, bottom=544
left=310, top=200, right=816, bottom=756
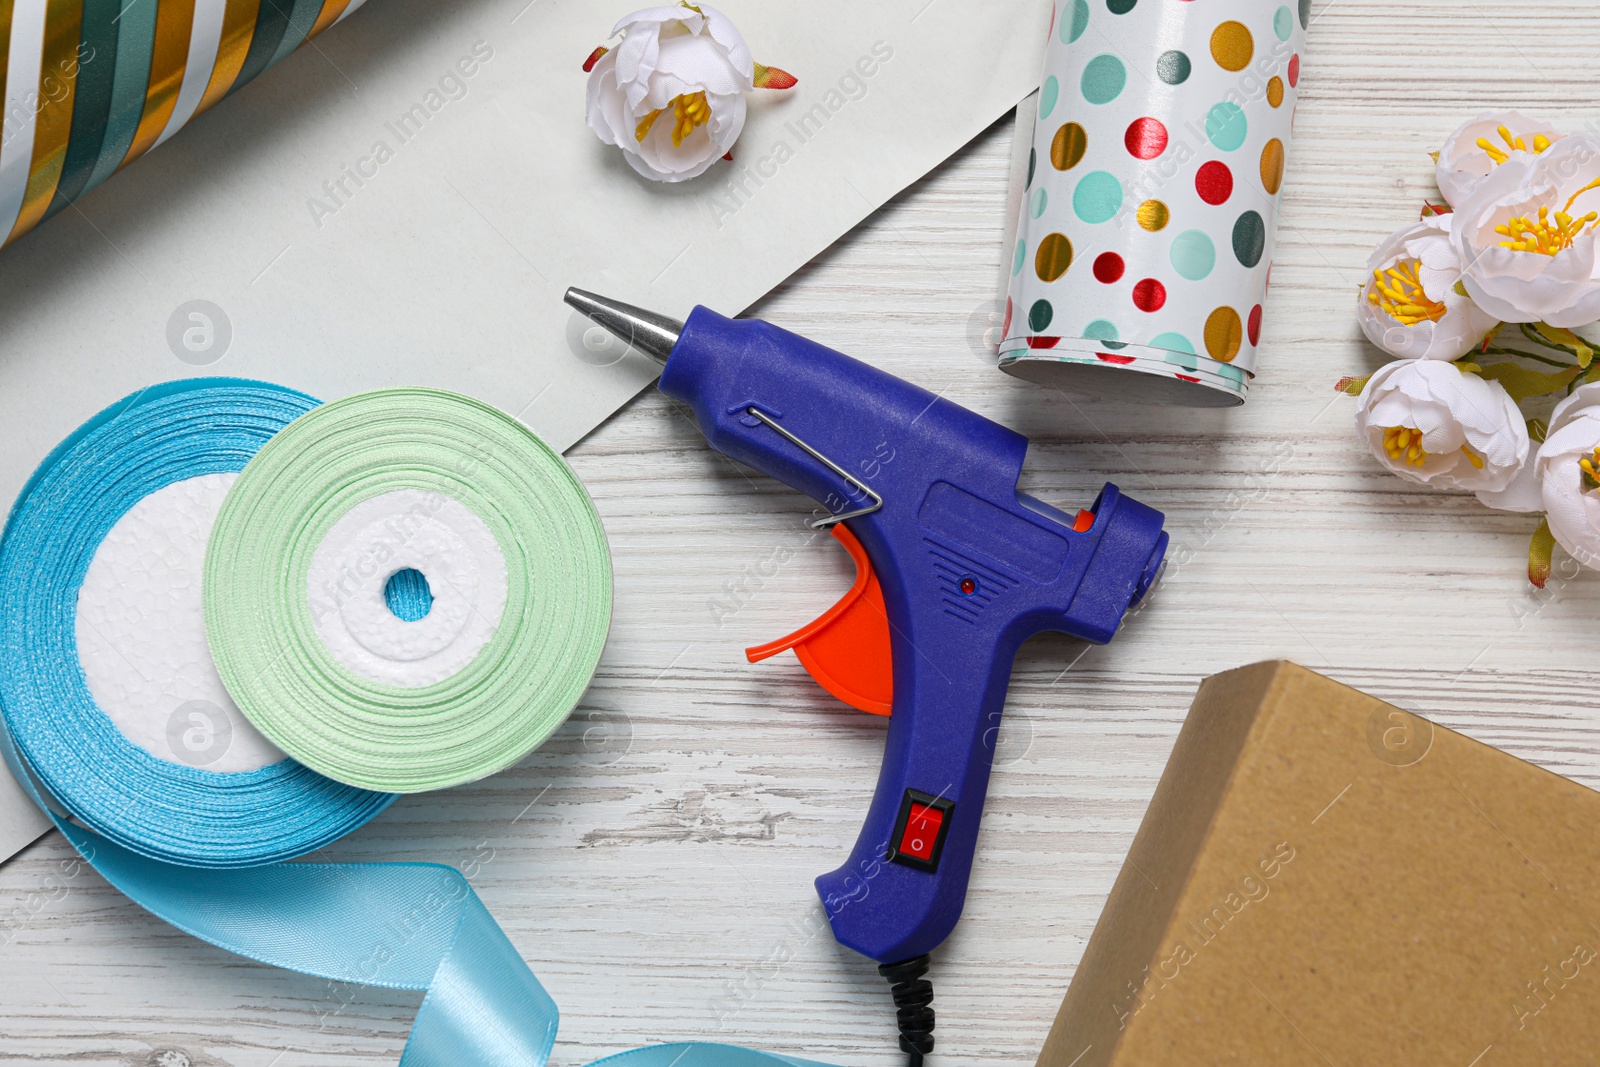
left=744, top=525, right=893, bottom=716
left=745, top=508, right=1097, bottom=716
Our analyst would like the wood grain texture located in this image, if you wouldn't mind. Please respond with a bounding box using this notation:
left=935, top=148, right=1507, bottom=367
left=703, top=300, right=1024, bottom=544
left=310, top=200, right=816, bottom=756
left=5, top=0, right=1600, bottom=1064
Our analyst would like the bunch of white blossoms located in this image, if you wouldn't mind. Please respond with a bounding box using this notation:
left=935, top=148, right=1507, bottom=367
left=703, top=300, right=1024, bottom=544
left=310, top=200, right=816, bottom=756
left=583, top=3, right=796, bottom=183
left=1347, top=111, right=1600, bottom=585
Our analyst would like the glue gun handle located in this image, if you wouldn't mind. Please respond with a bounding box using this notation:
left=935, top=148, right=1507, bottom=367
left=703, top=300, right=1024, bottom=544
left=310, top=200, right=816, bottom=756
left=814, top=596, right=1022, bottom=964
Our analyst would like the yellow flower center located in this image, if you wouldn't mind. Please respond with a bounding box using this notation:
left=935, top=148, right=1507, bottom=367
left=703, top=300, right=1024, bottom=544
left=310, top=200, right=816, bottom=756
left=1382, top=427, right=1484, bottom=471
left=1474, top=124, right=1552, bottom=165
left=634, top=91, right=713, bottom=148
left=1581, top=447, right=1600, bottom=489
left=1369, top=259, right=1446, bottom=326
left=671, top=91, right=711, bottom=145
left=1496, top=205, right=1600, bottom=255
left=1384, top=426, right=1428, bottom=467
left=1496, top=176, right=1600, bottom=256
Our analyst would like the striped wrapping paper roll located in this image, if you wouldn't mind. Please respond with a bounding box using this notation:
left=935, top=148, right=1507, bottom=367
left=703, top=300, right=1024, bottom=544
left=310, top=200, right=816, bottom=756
left=0, top=0, right=365, bottom=248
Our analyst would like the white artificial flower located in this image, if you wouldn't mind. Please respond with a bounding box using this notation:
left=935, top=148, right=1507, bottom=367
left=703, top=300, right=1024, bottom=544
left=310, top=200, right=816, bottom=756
left=1474, top=444, right=1543, bottom=512
left=1536, top=382, right=1600, bottom=567
left=1452, top=135, right=1600, bottom=327
left=1435, top=111, right=1565, bottom=208
left=1355, top=359, right=1528, bottom=493
left=585, top=5, right=755, bottom=182
left=1358, top=215, right=1499, bottom=360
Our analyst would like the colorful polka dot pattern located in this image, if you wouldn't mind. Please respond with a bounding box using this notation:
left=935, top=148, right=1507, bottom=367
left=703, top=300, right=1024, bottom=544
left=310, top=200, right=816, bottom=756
left=1093, top=252, right=1125, bottom=284
left=1036, top=233, right=1074, bottom=282
left=1081, top=55, right=1127, bottom=105
left=999, top=0, right=1305, bottom=401
left=1052, top=123, right=1088, bottom=170
left=1041, top=77, right=1061, bottom=119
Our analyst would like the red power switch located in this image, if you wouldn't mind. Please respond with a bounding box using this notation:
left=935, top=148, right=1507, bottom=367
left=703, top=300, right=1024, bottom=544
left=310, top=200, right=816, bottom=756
left=889, top=789, right=954, bottom=872
left=900, top=804, right=942, bottom=860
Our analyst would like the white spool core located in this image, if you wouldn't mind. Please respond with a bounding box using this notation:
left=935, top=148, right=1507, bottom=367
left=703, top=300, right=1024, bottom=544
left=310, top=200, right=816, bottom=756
left=76, top=473, right=285, bottom=773
left=306, top=489, right=507, bottom=688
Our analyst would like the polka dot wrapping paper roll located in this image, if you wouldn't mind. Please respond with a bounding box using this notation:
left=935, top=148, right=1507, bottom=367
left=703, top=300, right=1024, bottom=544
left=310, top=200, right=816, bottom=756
left=998, top=0, right=1307, bottom=406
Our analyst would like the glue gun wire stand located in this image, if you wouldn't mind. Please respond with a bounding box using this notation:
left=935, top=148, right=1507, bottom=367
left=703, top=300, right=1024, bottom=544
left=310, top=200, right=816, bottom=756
left=563, top=288, right=1169, bottom=1067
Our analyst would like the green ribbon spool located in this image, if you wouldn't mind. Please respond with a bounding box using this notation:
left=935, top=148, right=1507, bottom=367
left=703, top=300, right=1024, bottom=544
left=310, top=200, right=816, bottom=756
left=204, top=388, right=612, bottom=793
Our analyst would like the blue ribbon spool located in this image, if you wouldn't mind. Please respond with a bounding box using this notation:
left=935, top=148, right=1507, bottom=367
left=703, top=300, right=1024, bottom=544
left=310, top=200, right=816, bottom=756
left=0, top=378, right=393, bottom=866
left=0, top=378, right=842, bottom=1067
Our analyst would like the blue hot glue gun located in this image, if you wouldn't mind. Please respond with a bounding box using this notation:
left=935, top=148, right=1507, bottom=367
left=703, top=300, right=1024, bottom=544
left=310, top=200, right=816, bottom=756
left=567, top=289, right=1167, bottom=1065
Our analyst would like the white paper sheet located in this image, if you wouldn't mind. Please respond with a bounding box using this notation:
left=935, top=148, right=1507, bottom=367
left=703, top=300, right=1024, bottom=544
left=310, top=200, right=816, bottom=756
left=0, top=0, right=1051, bottom=863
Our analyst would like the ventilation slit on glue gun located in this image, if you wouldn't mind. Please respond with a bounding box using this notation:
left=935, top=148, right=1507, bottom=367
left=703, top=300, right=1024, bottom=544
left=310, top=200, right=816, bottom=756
left=745, top=407, right=882, bottom=528
left=879, top=954, right=935, bottom=1067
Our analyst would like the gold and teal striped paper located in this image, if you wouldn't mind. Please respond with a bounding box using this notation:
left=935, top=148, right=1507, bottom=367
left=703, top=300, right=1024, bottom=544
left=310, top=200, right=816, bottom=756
left=0, top=0, right=364, bottom=248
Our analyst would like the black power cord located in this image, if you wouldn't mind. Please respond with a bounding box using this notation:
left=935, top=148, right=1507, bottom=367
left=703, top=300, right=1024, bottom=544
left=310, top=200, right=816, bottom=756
left=878, top=954, right=935, bottom=1067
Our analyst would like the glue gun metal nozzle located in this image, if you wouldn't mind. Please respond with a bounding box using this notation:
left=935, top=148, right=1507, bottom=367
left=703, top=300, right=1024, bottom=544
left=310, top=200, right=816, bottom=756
left=564, top=288, right=683, bottom=366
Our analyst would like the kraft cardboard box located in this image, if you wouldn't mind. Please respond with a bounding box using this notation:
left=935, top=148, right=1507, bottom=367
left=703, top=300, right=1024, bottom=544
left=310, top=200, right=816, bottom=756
left=1038, top=661, right=1600, bottom=1067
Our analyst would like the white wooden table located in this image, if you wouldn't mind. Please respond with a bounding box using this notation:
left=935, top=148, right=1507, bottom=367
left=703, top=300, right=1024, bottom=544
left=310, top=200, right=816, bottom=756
left=4, top=1, right=1600, bottom=1064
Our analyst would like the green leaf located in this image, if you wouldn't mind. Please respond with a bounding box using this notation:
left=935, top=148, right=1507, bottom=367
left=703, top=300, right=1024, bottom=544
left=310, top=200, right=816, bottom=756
left=1478, top=360, right=1583, bottom=402
left=1533, top=322, right=1594, bottom=368
left=1527, top=417, right=1548, bottom=444
left=1519, top=321, right=1591, bottom=367
left=1334, top=374, right=1371, bottom=396
left=1529, top=518, right=1555, bottom=588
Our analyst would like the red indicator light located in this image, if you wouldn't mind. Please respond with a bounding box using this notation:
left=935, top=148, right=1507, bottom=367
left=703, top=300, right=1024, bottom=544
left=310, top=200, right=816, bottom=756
left=959, top=577, right=977, bottom=595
